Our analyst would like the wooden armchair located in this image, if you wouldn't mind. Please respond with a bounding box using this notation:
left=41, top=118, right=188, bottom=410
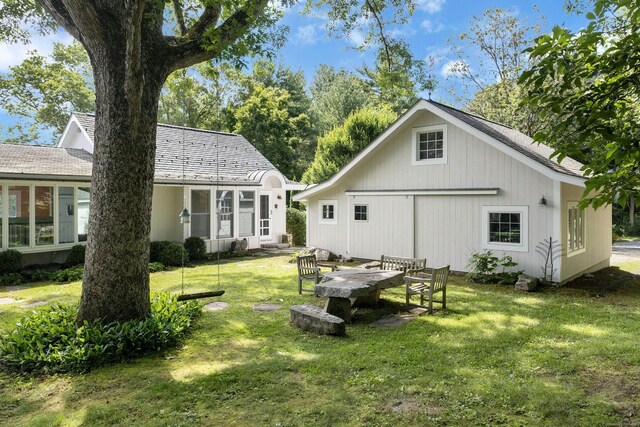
left=379, top=255, right=427, bottom=275
left=404, top=265, right=450, bottom=314
left=296, top=254, right=336, bottom=295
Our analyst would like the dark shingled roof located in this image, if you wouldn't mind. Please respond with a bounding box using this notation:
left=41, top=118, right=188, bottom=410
left=73, top=112, right=286, bottom=184
left=428, top=100, right=585, bottom=178
left=0, top=144, right=92, bottom=179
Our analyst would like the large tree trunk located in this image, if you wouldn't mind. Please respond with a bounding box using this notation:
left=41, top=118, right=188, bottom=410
left=77, top=25, right=168, bottom=323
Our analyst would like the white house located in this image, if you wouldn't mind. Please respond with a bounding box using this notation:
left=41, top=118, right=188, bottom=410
left=0, top=113, right=303, bottom=265
left=294, top=99, right=611, bottom=284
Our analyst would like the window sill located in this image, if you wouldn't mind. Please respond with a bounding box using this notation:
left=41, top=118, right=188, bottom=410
left=412, top=158, right=447, bottom=166
left=483, top=242, right=528, bottom=253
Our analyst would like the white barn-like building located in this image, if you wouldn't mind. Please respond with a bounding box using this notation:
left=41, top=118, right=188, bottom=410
left=0, top=113, right=303, bottom=265
left=294, top=99, right=611, bottom=284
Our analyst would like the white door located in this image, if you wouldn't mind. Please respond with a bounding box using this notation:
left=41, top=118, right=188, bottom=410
left=260, top=193, right=271, bottom=241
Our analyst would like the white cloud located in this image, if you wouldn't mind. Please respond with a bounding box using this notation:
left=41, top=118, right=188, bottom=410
left=424, top=45, right=451, bottom=65
left=0, top=31, right=73, bottom=72
left=417, top=0, right=446, bottom=14
left=294, top=24, right=322, bottom=45
left=440, top=59, right=468, bottom=78
left=348, top=30, right=365, bottom=47
left=421, top=20, right=444, bottom=33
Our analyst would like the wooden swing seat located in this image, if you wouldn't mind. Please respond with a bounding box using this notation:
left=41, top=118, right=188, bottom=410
left=177, top=290, right=225, bottom=301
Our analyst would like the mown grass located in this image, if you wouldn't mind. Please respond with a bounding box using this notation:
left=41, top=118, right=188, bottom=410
left=1, top=254, right=639, bottom=426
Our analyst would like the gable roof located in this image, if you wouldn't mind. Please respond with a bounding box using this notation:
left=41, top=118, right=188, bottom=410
left=71, top=112, right=291, bottom=185
left=294, top=99, right=585, bottom=201
left=0, top=144, right=92, bottom=181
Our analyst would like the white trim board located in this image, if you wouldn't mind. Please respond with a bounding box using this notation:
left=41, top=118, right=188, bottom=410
left=293, top=99, right=585, bottom=202
left=345, top=188, right=499, bottom=196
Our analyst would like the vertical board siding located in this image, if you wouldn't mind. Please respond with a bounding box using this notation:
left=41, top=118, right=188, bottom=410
left=151, top=185, right=183, bottom=242
left=559, top=183, right=612, bottom=281
left=307, top=110, right=609, bottom=278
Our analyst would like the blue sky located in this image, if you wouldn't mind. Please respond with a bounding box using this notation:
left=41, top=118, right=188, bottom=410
left=0, top=0, right=589, bottom=140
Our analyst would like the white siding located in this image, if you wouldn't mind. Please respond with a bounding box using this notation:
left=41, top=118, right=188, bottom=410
left=150, top=185, right=183, bottom=242
left=559, top=183, right=611, bottom=282
left=306, top=110, right=560, bottom=276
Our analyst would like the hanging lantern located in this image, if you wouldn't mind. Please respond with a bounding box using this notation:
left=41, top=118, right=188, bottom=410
left=179, top=208, right=191, bottom=224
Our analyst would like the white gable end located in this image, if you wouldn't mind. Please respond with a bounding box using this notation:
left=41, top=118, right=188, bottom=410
left=57, top=115, right=95, bottom=154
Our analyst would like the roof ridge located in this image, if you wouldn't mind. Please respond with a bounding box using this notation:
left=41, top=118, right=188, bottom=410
left=426, top=100, right=517, bottom=131
left=72, top=111, right=239, bottom=137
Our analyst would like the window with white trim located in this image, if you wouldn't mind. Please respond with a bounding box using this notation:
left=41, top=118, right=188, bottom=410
left=567, top=202, right=585, bottom=253
left=319, top=200, right=337, bottom=224
left=412, top=124, right=447, bottom=165
left=482, top=206, right=529, bottom=252
left=354, top=204, right=368, bottom=221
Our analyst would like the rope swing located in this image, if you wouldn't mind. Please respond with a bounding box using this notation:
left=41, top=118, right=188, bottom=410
left=176, top=128, right=225, bottom=302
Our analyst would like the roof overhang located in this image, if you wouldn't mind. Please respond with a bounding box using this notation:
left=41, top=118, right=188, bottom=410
left=0, top=174, right=91, bottom=182
left=293, top=100, right=586, bottom=202
left=344, top=188, right=500, bottom=196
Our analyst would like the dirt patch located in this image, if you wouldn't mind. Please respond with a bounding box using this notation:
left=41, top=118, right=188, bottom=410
left=580, top=369, right=640, bottom=423
left=563, top=267, right=638, bottom=297
left=389, top=397, right=442, bottom=416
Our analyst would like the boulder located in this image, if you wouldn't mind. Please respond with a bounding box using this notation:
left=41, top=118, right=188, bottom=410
left=290, top=304, right=345, bottom=336
left=314, top=248, right=336, bottom=261
left=515, top=274, right=539, bottom=291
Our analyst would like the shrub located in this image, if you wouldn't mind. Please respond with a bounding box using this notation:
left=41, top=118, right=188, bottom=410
left=0, top=273, right=24, bottom=286
left=286, top=207, right=306, bottom=246
left=51, top=266, right=84, bottom=283
left=150, top=241, right=188, bottom=266
left=184, top=236, right=207, bottom=261
left=149, top=262, right=166, bottom=273
left=0, top=250, right=22, bottom=274
left=21, top=269, right=53, bottom=283
left=65, top=245, right=86, bottom=266
left=467, top=250, right=523, bottom=285
left=0, top=293, right=202, bottom=374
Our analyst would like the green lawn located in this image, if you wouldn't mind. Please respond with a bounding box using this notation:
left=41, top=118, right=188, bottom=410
left=1, top=255, right=639, bottom=426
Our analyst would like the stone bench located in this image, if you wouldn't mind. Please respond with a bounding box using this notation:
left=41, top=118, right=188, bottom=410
left=290, top=304, right=345, bottom=336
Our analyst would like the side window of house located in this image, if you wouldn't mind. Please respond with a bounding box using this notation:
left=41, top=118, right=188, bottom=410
left=413, top=125, right=447, bottom=165
left=567, top=202, right=585, bottom=253
left=319, top=200, right=337, bottom=225
left=354, top=205, right=368, bottom=221
left=482, top=206, right=528, bottom=252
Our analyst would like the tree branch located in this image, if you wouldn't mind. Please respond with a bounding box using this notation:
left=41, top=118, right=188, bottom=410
left=171, top=0, right=187, bottom=36
left=364, top=0, right=392, bottom=70
left=187, top=3, right=222, bottom=38
left=165, top=0, right=268, bottom=72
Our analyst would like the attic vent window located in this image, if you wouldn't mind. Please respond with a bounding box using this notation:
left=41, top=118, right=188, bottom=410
left=412, top=124, right=448, bottom=165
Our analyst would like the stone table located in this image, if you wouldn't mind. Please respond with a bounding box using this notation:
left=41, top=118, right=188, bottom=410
left=316, top=269, right=405, bottom=322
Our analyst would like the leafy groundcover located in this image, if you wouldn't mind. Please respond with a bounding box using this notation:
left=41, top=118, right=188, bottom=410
left=0, top=293, right=202, bottom=374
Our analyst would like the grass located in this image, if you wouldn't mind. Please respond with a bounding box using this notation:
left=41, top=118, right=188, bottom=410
left=1, top=254, right=639, bottom=426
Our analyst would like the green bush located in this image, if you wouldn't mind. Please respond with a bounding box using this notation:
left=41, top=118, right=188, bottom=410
left=0, top=273, right=24, bottom=286
left=0, top=250, right=22, bottom=274
left=65, top=245, right=86, bottom=266
left=286, top=207, right=306, bottom=246
left=184, top=236, right=207, bottom=261
left=149, top=262, right=166, bottom=273
left=150, top=241, right=188, bottom=266
left=51, top=266, right=84, bottom=283
left=467, top=250, right=523, bottom=285
left=0, top=293, right=203, bottom=374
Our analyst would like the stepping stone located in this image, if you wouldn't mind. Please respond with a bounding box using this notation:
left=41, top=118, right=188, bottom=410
left=369, top=314, right=416, bottom=328
left=252, top=303, right=282, bottom=312
left=0, top=297, right=18, bottom=305
left=290, top=304, right=345, bottom=336
left=407, top=307, right=429, bottom=316
left=204, top=302, right=228, bottom=311
left=6, top=285, right=27, bottom=292
left=21, top=301, right=48, bottom=308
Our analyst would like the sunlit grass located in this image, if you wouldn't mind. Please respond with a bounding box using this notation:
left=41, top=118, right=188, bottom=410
left=1, top=254, right=639, bottom=426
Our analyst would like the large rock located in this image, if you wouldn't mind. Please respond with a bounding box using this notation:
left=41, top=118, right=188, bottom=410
left=315, top=248, right=337, bottom=261
left=515, top=274, right=539, bottom=291
left=290, top=304, right=345, bottom=336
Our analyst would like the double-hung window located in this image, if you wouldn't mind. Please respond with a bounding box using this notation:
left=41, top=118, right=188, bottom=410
left=217, top=190, right=234, bottom=238
left=191, top=189, right=211, bottom=239
left=567, top=202, right=585, bottom=253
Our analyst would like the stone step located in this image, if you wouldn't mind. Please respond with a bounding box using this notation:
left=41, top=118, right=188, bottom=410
left=290, top=304, right=345, bottom=336
left=260, top=243, right=291, bottom=249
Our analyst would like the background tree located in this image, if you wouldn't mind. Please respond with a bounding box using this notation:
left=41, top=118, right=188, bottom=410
left=302, top=106, right=396, bottom=184
left=0, top=0, right=421, bottom=324
left=520, top=0, right=640, bottom=209
left=447, top=8, right=544, bottom=136
left=0, top=40, right=94, bottom=143
left=310, top=65, right=374, bottom=136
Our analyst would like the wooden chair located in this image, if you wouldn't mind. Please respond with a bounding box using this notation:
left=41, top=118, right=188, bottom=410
left=379, top=255, right=427, bottom=275
left=404, top=265, right=450, bottom=314
left=296, top=255, right=336, bottom=295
